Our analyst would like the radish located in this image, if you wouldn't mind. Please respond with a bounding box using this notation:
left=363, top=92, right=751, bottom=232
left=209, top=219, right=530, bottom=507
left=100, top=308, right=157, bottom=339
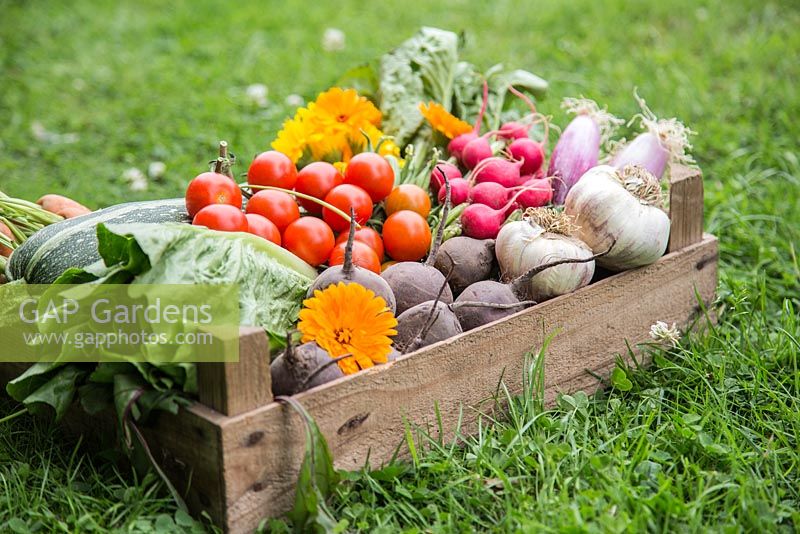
left=430, top=162, right=462, bottom=197
left=448, top=80, right=489, bottom=163
left=513, top=177, right=552, bottom=209
left=448, top=132, right=478, bottom=164
left=470, top=156, right=525, bottom=188
left=508, top=138, right=545, bottom=176
left=437, top=177, right=470, bottom=206
left=497, top=121, right=530, bottom=140
left=460, top=186, right=533, bottom=240
left=468, top=182, right=510, bottom=210
left=549, top=98, right=623, bottom=204
left=461, top=136, right=493, bottom=170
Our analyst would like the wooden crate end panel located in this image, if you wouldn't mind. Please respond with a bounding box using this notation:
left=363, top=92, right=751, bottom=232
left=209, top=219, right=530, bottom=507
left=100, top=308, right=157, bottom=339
left=197, top=326, right=272, bottom=417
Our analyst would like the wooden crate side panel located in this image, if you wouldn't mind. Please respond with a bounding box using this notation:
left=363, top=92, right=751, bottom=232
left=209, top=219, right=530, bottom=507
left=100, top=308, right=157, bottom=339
left=218, top=235, right=718, bottom=533
left=140, top=405, right=227, bottom=525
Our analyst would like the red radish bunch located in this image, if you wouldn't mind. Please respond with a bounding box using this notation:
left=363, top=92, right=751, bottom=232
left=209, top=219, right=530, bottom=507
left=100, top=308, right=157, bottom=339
left=447, top=81, right=489, bottom=162
left=433, top=83, right=556, bottom=242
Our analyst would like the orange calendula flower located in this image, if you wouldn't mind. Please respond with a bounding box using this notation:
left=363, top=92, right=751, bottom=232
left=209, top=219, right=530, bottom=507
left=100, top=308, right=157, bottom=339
left=419, top=101, right=472, bottom=139
left=310, top=87, right=381, bottom=131
left=297, top=282, right=398, bottom=375
left=272, top=87, right=392, bottom=164
left=271, top=117, right=308, bottom=163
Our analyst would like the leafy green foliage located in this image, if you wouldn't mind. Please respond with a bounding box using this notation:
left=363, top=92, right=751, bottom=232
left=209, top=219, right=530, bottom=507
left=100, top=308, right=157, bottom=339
left=276, top=396, right=343, bottom=533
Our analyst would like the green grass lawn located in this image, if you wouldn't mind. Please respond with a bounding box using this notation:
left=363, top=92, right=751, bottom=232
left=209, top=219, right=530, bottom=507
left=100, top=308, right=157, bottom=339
left=2, top=0, right=799, bottom=531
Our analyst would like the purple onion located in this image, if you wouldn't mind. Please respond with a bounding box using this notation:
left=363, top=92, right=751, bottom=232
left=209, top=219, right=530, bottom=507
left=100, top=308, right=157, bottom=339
left=610, top=132, right=669, bottom=179
left=548, top=115, right=600, bottom=204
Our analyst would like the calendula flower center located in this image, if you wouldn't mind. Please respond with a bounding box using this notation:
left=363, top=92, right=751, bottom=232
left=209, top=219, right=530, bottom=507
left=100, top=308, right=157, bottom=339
left=335, top=327, right=353, bottom=344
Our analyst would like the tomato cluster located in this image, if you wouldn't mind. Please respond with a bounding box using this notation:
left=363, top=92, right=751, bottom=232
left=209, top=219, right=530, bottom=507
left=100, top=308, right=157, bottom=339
left=184, top=149, right=433, bottom=271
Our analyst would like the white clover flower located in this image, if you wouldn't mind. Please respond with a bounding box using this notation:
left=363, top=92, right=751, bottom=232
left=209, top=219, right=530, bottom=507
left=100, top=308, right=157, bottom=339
left=285, top=93, right=304, bottom=108
left=123, top=167, right=148, bottom=192
left=649, top=321, right=681, bottom=348
left=322, top=28, right=345, bottom=52
left=245, top=83, right=269, bottom=107
left=148, top=161, right=166, bottom=179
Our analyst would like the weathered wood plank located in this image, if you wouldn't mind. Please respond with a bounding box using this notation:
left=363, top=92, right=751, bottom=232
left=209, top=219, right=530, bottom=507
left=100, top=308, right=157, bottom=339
left=197, top=326, right=272, bottom=416
left=218, top=234, right=719, bottom=533
left=668, top=165, right=704, bottom=252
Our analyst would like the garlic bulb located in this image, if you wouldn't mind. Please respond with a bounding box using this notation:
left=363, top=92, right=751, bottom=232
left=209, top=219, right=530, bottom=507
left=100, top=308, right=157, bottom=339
left=564, top=164, right=670, bottom=271
left=496, top=214, right=595, bottom=302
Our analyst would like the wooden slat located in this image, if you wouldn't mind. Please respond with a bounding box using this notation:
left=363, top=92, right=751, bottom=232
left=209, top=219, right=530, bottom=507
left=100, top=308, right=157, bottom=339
left=668, top=165, right=704, bottom=252
left=217, top=234, right=719, bottom=533
left=197, top=326, right=271, bottom=416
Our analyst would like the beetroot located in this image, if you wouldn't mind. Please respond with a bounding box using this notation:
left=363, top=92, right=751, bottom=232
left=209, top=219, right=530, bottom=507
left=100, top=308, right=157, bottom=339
left=308, top=208, right=396, bottom=312
left=433, top=237, right=496, bottom=295
left=270, top=341, right=344, bottom=395
left=394, top=300, right=463, bottom=353
left=508, top=138, right=545, bottom=176
left=451, top=280, right=528, bottom=331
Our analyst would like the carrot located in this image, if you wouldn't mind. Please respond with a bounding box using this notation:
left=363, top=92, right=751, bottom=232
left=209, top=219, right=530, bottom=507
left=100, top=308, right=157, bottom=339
left=0, top=221, right=14, bottom=257
left=36, top=194, right=92, bottom=218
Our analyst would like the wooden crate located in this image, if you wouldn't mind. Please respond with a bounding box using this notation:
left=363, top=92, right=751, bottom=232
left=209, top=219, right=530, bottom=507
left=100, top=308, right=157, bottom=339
left=0, top=166, right=717, bottom=533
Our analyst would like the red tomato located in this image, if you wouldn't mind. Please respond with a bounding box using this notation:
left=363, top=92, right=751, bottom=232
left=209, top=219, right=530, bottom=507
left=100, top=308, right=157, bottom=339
left=335, top=227, right=384, bottom=261
left=322, top=184, right=373, bottom=233
left=247, top=151, right=298, bottom=190
left=283, top=217, right=335, bottom=267
left=328, top=241, right=381, bottom=274
left=245, top=213, right=281, bottom=246
left=185, top=172, right=242, bottom=217
left=343, top=153, right=394, bottom=203
left=295, top=162, right=343, bottom=214
left=245, top=190, right=300, bottom=232
left=385, top=184, right=431, bottom=218
left=192, top=204, right=248, bottom=232
left=382, top=210, right=432, bottom=261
